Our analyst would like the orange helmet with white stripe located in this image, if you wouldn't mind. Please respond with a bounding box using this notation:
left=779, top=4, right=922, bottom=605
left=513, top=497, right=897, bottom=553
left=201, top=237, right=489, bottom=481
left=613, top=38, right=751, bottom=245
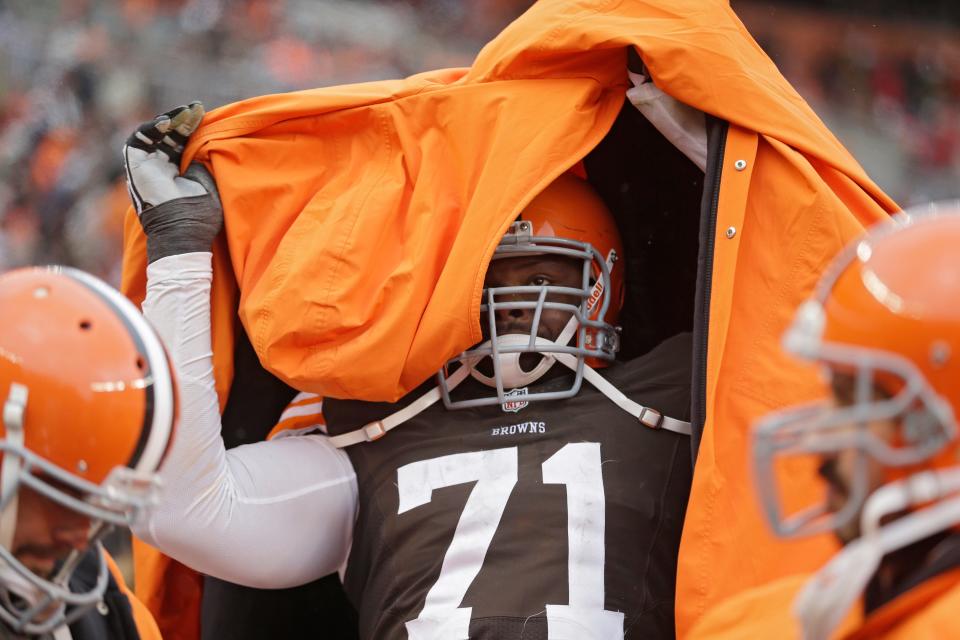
left=753, top=203, right=960, bottom=539
left=0, top=266, right=176, bottom=633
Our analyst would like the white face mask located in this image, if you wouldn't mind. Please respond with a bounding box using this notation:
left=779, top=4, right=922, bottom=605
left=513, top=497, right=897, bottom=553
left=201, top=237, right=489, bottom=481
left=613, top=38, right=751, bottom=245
left=0, top=560, right=49, bottom=609
left=752, top=295, right=956, bottom=541
left=794, top=468, right=960, bottom=640
left=0, top=542, right=109, bottom=636
left=0, top=387, right=158, bottom=636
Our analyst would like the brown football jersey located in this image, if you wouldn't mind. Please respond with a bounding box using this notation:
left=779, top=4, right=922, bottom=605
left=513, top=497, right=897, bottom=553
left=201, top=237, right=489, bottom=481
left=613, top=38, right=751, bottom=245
left=323, top=332, right=693, bottom=640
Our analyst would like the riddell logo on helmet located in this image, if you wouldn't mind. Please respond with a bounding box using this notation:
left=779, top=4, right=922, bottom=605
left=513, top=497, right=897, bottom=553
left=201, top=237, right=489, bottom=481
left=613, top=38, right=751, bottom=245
left=501, top=387, right=529, bottom=412
left=586, top=280, right=604, bottom=311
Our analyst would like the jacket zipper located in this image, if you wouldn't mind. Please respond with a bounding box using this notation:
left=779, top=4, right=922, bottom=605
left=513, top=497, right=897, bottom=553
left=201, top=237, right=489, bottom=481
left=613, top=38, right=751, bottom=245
left=690, top=117, right=728, bottom=462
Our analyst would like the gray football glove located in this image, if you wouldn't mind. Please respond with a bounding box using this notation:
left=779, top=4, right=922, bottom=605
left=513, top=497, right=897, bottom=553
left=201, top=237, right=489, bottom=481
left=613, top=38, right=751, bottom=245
left=123, top=102, right=223, bottom=263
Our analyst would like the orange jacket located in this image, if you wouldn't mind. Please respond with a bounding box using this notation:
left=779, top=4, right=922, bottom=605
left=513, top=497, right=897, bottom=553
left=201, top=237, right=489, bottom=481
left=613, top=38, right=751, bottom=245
left=121, top=0, right=896, bottom=637
left=104, top=551, right=163, bottom=640
left=687, top=568, right=960, bottom=639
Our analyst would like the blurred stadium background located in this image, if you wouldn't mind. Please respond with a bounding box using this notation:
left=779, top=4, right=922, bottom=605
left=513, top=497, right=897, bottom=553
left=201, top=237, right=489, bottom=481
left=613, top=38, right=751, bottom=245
left=0, top=0, right=956, bottom=592
left=0, top=0, right=957, bottom=282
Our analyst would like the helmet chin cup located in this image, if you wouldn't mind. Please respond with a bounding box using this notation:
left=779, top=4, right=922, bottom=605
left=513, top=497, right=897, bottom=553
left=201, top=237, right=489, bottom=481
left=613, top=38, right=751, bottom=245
left=469, top=334, right=559, bottom=388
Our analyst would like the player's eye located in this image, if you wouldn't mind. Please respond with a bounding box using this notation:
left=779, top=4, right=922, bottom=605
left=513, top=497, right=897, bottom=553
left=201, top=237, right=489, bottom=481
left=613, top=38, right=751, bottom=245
left=530, top=275, right=551, bottom=287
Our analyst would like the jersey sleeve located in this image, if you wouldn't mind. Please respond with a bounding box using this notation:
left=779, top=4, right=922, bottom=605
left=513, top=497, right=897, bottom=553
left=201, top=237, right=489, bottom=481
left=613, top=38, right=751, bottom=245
left=268, top=391, right=326, bottom=440
left=135, top=251, right=358, bottom=589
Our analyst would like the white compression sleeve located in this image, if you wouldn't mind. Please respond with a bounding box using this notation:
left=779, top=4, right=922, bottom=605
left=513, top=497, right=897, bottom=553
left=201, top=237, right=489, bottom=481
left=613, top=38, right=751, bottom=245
left=135, top=252, right=358, bottom=589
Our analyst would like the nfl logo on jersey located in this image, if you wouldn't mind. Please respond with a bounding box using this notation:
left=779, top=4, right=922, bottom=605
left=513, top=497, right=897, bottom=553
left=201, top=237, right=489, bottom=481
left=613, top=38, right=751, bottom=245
left=501, top=387, right=529, bottom=412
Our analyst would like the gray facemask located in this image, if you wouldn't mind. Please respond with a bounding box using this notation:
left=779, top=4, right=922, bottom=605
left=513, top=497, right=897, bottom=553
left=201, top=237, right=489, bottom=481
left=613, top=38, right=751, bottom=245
left=439, top=220, right=620, bottom=411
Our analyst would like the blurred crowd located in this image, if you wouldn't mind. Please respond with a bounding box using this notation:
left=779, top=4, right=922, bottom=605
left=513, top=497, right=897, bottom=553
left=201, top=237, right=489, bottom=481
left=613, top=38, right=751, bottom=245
left=0, top=0, right=525, bottom=281
left=812, top=39, right=959, bottom=173
left=741, top=2, right=960, bottom=205
left=1, top=0, right=958, bottom=280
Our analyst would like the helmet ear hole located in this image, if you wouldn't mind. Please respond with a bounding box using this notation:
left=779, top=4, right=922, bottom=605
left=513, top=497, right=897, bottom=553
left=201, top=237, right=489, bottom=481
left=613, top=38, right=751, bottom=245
left=136, top=357, right=146, bottom=371
left=79, top=320, right=92, bottom=331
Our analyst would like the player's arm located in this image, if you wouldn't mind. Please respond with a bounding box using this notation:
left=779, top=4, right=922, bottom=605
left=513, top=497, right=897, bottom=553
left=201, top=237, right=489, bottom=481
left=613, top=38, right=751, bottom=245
left=124, top=104, right=358, bottom=588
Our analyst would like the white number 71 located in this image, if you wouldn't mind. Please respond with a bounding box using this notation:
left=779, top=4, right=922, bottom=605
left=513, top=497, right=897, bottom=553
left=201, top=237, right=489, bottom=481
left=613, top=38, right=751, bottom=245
left=397, top=443, right=624, bottom=639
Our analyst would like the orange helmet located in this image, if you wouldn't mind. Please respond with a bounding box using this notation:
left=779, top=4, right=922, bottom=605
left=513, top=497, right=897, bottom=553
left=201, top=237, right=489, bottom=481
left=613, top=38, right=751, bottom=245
left=441, top=172, right=625, bottom=410
left=752, top=202, right=960, bottom=539
left=517, top=172, right=626, bottom=330
left=0, top=266, right=176, bottom=633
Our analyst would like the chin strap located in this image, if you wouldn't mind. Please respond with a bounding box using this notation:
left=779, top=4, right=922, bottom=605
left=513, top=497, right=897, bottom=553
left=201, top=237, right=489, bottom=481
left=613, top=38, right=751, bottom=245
left=0, top=384, right=27, bottom=552
left=326, top=362, right=474, bottom=448
left=553, top=352, right=691, bottom=436
left=326, top=249, right=691, bottom=447
left=326, top=342, right=691, bottom=448
left=794, top=468, right=960, bottom=640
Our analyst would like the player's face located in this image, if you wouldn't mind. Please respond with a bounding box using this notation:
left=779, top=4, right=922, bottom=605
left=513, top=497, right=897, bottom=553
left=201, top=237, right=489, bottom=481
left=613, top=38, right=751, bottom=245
left=483, top=255, right=583, bottom=341
left=817, top=372, right=897, bottom=545
left=11, top=483, right=92, bottom=578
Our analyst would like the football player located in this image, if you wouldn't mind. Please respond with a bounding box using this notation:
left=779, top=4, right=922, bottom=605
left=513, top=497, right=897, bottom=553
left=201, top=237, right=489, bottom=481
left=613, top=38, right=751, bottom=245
left=689, top=204, right=960, bottom=639
left=125, top=103, right=693, bottom=638
left=0, top=266, right=170, bottom=639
